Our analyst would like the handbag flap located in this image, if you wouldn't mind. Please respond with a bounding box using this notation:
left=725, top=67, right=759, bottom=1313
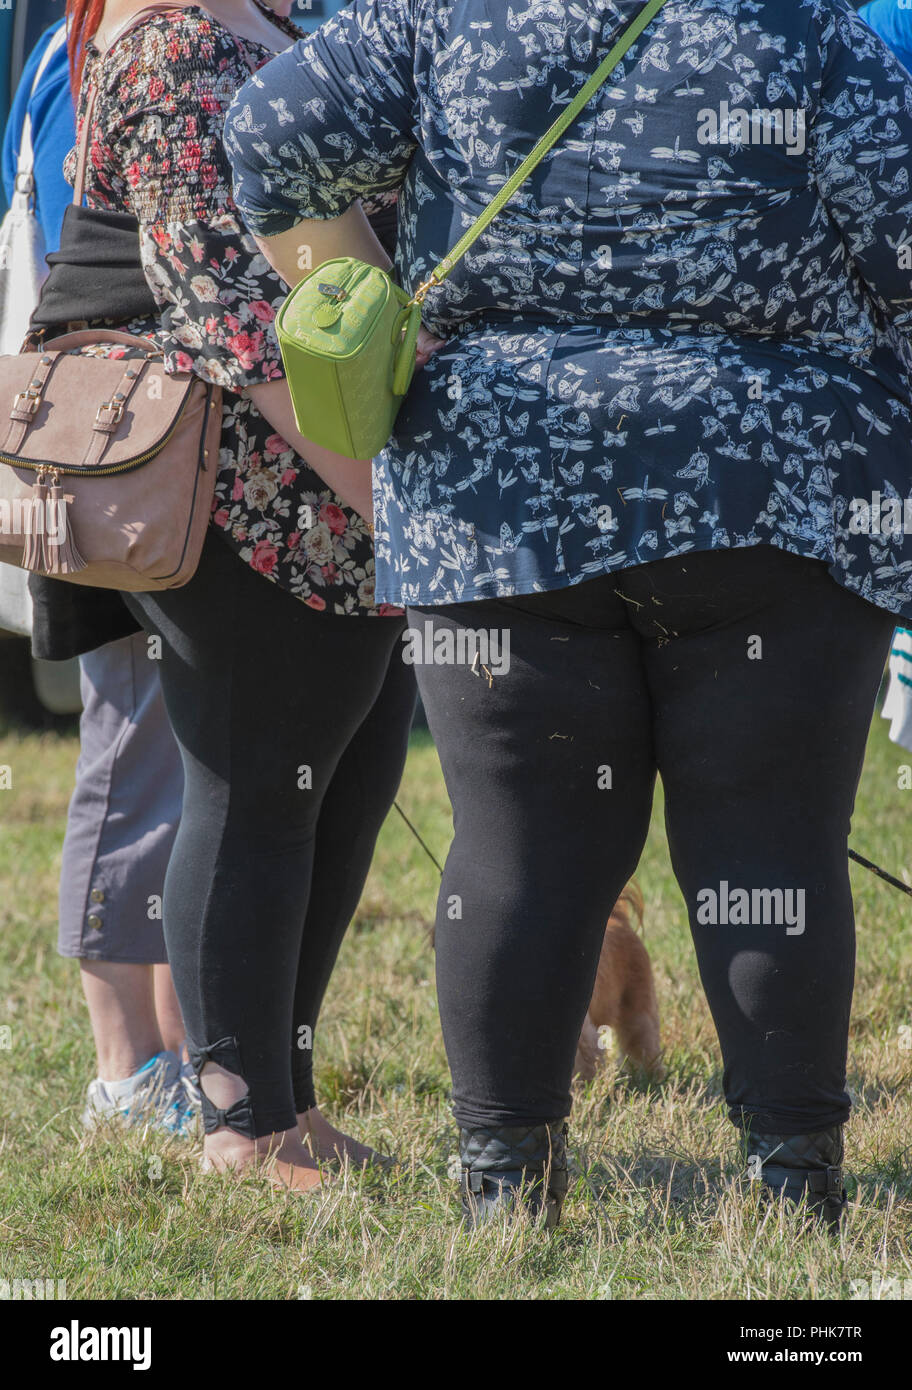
left=0, top=349, right=195, bottom=471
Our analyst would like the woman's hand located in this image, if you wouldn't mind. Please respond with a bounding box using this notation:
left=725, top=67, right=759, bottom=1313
left=416, top=324, right=447, bottom=369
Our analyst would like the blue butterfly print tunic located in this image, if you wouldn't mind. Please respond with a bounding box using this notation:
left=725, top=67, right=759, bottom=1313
left=226, top=0, right=912, bottom=616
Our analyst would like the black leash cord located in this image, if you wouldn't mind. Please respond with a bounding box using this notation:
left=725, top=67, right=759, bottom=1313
left=848, top=848, right=912, bottom=900
left=394, top=803, right=912, bottom=901
left=393, top=800, right=445, bottom=877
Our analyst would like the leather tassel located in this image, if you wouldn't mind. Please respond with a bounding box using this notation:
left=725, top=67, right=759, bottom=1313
left=21, top=473, right=49, bottom=572
left=46, top=480, right=88, bottom=575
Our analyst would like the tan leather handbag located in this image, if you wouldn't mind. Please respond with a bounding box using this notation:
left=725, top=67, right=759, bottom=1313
left=0, top=4, right=222, bottom=591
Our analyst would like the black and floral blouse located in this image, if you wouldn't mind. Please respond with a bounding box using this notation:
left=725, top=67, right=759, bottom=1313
left=64, top=1, right=400, bottom=615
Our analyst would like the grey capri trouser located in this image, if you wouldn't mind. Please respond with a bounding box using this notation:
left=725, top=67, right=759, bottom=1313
left=57, top=630, right=183, bottom=963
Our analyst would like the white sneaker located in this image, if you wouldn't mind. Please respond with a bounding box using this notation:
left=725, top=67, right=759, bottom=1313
left=82, top=1050, right=199, bottom=1137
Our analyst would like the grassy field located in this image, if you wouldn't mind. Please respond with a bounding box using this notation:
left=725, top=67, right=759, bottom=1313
left=0, top=699, right=910, bottom=1303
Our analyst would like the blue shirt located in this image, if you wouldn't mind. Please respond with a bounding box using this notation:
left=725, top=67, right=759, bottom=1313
left=860, top=0, right=912, bottom=72
left=227, top=0, right=912, bottom=619
left=1, top=18, right=74, bottom=253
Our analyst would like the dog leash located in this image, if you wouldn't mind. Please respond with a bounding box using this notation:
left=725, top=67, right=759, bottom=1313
left=394, top=802, right=912, bottom=900
left=393, top=800, right=445, bottom=876
left=848, top=848, right=912, bottom=899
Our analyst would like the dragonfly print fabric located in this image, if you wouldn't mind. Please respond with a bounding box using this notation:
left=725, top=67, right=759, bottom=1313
left=227, top=0, right=912, bottom=614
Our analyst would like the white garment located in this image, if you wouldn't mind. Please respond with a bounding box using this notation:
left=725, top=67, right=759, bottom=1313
left=0, top=22, right=68, bottom=356
left=882, top=627, right=912, bottom=752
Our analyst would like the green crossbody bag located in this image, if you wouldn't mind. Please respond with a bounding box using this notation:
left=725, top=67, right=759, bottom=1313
left=275, top=0, right=670, bottom=462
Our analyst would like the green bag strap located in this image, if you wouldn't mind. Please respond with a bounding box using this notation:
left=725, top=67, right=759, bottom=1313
left=409, top=0, right=671, bottom=306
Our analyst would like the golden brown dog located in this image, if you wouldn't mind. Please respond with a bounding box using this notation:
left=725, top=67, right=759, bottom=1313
left=574, top=881, right=664, bottom=1082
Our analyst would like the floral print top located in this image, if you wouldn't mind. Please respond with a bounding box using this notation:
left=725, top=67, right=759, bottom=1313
left=228, top=0, right=912, bottom=621
left=65, top=0, right=399, bottom=615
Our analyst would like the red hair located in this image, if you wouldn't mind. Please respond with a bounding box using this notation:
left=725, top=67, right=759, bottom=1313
left=65, top=0, right=107, bottom=98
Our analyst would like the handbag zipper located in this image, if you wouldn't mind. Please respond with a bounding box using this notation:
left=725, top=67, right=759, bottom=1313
left=282, top=260, right=401, bottom=357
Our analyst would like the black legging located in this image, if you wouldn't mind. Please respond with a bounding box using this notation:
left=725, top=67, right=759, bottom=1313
left=123, top=529, right=416, bottom=1138
left=409, top=544, right=894, bottom=1137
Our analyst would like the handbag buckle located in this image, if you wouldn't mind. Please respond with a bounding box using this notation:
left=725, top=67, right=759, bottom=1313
left=13, top=386, right=42, bottom=415
left=317, top=282, right=347, bottom=302
left=95, top=399, right=125, bottom=427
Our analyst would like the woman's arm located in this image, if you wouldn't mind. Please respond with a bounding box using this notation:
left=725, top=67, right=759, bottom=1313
left=251, top=200, right=392, bottom=285
left=243, top=203, right=392, bottom=513
left=242, top=384, right=378, bottom=515
left=246, top=203, right=445, bottom=482
left=244, top=201, right=380, bottom=509
left=246, top=200, right=444, bottom=512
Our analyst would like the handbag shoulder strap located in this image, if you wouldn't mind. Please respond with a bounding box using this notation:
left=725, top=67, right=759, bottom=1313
left=71, top=2, right=195, bottom=207
left=14, top=24, right=69, bottom=198
left=412, top=0, right=671, bottom=304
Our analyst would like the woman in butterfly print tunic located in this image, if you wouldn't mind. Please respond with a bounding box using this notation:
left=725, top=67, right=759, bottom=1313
left=228, top=0, right=912, bottom=615
left=229, top=0, right=911, bottom=1225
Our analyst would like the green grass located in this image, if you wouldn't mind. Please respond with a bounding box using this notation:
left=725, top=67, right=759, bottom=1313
left=0, top=711, right=910, bottom=1302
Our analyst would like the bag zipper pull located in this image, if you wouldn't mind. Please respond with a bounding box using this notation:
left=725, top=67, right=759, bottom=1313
left=21, top=468, right=49, bottom=572
left=45, top=467, right=87, bottom=576
left=312, top=279, right=352, bottom=329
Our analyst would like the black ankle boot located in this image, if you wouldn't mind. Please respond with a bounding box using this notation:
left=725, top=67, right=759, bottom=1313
left=739, top=1125, right=847, bottom=1231
left=459, top=1122, right=569, bottom=1230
